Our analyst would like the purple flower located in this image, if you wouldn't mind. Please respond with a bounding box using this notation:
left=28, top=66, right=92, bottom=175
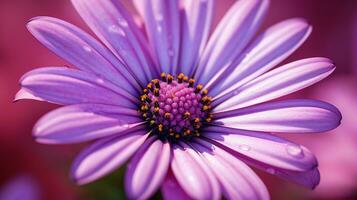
left=15, top=0, right=341, bottom=199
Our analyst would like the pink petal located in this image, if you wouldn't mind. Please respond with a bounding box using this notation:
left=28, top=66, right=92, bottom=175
left=192, top=139, right=269, bottom=200
left=16, top=67, right=137, bottom=108
left=179, top=0, right=214, bottom=76
left=171, top=144, right=220, bottom=200
left=27, top=16, right=140, bottom=94
left=125, top=137, right=171, bottom=200
left=71, top=129, right=148, bottom=185
left=161, top=171, right=192, bottom=200
left=33, top=104, right=142, bottom=144
left=133, top=0, right=180, bottom=74
left=214, top=57, right=335, bottom=112
left=211, top=18, right=312, bottom=97
left=195, top=0, right=269, bottom=85
left=214, top=99, right=341, bottom=133
left=204, top=126, right=317, bottom=171
left=71, top=0, right=157, bottom=85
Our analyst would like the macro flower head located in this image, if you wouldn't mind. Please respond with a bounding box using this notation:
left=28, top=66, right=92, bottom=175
left=15, top=0, right=342, bottom=199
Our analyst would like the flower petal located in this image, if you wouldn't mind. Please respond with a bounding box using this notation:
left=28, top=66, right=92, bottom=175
left=210, top=18, right=312, bottom=97
left=71, top=0, right=156, bottom=84
left=204, top=126, right=317, bottom=171
left=16, top=67, right=137, bottom=108
left=214, top=58, right=335, bottom=112
left=195, top=0, right=269, bottom=85
left=192, top=139, right=269, bottom=200
left=171, top=144, right=219, bottom=200
left=133, top=0, right=180, bottom=74
left=225, top=148, right=321, bottom=189
left=27, top=16, right=140, bottom=94
left=33, top=104, right=142, bottom=144
left=161, top=171, right=192, bottom=200
left=179, top=0, right=214, bottom=76
left=125, top=137, right=171, bottom=200
left=214, top=99, right=341, bottom=133
left=71, top=128, right=148, bottom=185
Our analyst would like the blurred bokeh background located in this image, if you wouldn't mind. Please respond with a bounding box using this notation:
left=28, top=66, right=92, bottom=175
left=0, top=0, right=356, bottom=199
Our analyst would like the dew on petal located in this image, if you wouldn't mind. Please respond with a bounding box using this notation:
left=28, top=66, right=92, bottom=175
left=82, top=45, right=92, bottom=53
left=286, top=144, right=304, bottom=158
left=96, top=78, right=105, bottom=84
left=118, top=17, right=128, bottom=27
left=108, top=25, right=126, bottom=36
left=157, top=25, right=163, bottom=33
left=238, top=144, right=251, bottom=151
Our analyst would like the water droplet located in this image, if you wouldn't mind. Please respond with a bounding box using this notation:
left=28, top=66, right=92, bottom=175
left=266, top=168, right=276, bottom=174
left=286, top=144, right=304, bottom=158
left=96, top=78, right=105, bottom=84
left=118, top=17, right=128, bottom=27
left=238, top=144, right=251, bottom=151
left=157, top=25, right=163, bottom=33
left=108, top=25, right=126, bottom=36
left=82, top=46, right=92, bottom=52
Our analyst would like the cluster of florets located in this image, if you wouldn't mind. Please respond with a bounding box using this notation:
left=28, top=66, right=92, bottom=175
left=138, top=73, right=213, bottom=142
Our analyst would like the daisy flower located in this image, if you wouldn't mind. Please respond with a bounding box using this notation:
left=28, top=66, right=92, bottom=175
left=15, top=0, right=342, bottom=199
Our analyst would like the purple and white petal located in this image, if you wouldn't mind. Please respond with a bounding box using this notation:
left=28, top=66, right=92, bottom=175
left=192, top=139, right=269, bottom=200
left=71, top=0, right=156, bottom=85
left=125, top=137, right=171, bottom=200
left=210, top=18, right=312, bottom=97
left=204, top=126, right=317, bottom=171
left=133, top=0, right=180, bottom=74
left=16, top=67, right=137, bottom=108
left=171, top=144, right=219, bottom=200
left=71, top=128, right=148, bottom=185
left=27, top=16, right=140, bottom=94
left=229, top=150, right=321, bottom=189
left=195, top=0, right=269, bottom=85
left=33, top=104, right=142, bottom=144
left=179, top=142, right=221, bottom=200
left=161, top=172, right=192, bottom=200
left=214, top=99, right=341, bottom=133
left=214, top=57, right=335, bottom=111
left=179, top=0, right=214, bottom=76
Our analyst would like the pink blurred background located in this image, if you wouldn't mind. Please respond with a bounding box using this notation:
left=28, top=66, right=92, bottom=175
left=0, top=0, right=356, bottom=199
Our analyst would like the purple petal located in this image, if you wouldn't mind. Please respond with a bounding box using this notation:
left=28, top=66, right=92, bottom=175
left=179, top=0, right=214, bottom=76
left=161, top=172, right=192, bottom=200
left=210, top=18, right=312, bottom=97
left=27, top=17, right=141, bottom=94
left=225, top=148, right=321, bottom=189
left=214, top=99, right=341, bottom=133
left=125, top=137, right=171, bottom=200
left=204, top=126, right=317, bottom=171
left=214, top=57, right=335, bottom=112
left=192, top=139, right=269, bottom=200
left=133, top=0, right=180, bottom=74
left=195, top=0, right=269, bottom=85
left=71, top=0, right=157, bottom=85
left=171, top=144, right=220, bottom=200
left=71, top=128, right=148, bottom=185
left=33, top=104, right=142, bottom=144
left=16, top=67, right=137, bottom=108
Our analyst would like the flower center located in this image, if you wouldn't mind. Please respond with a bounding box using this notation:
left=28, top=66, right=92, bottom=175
left=139, top=73, right=213, bottom=142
